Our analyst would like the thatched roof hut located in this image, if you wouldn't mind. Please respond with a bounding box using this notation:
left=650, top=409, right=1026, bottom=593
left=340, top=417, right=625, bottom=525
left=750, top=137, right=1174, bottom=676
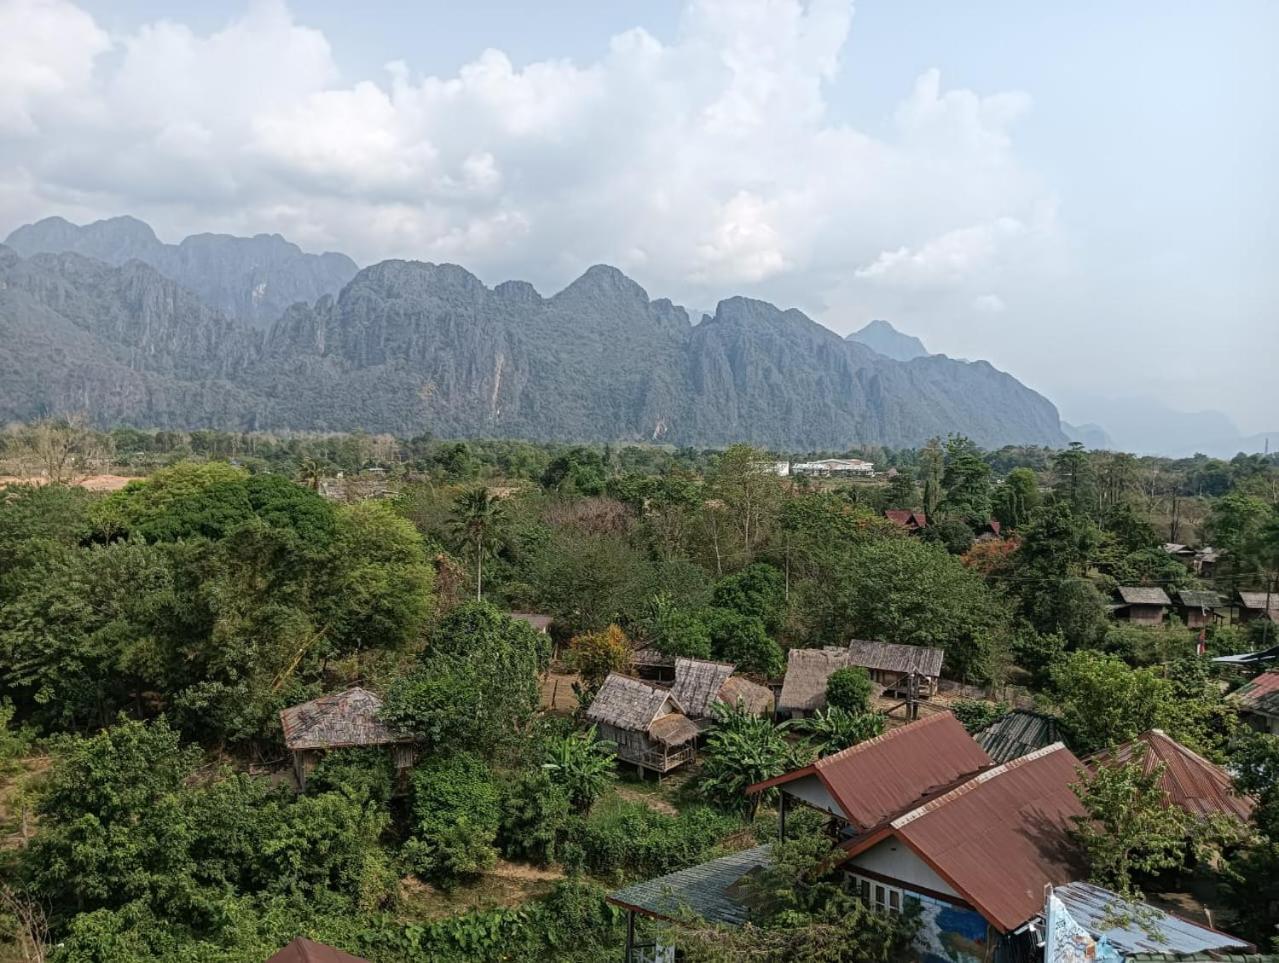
left=279, top=687, right=414, bottom=790
left=718, top=675, right=775, bottom=716
left=776, top=647, right=855, bottom=717
left=670, top=658, right=737, bottom=719
left=846, top=640, right=943, bottom=679
left=586, top=672, right=698, bottom=774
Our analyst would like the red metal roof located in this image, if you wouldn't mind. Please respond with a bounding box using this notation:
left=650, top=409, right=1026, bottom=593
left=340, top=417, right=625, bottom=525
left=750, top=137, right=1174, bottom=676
left=1088, top=730, right=1254, bottom=823
left=749, top=713, right=992, bottom=830
left=1231, top=669, right=1279, bottom=716
left=884, top=509, right=927, bottom=528
left=265, top=938, right=370, bottom=963
left=840, top=743, right=1088, bottom=933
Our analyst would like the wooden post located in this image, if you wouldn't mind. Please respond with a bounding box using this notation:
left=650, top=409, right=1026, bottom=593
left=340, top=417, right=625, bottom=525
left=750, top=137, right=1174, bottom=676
left=778, top=791, right=788, bottom=842
left=625, top=909, right=635, bottom=963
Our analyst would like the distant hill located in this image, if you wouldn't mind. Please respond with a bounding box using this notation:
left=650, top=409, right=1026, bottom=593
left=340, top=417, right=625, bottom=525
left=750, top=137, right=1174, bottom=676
left=846, top=319, right=930, bottom=361
left=1061, top=421, right=1113, bottom=449
left=1061, top=395, right=1276, bottom=458
left=0, top=217, right=1069, bottom=449
left=5, top=216, right=358, bottom=330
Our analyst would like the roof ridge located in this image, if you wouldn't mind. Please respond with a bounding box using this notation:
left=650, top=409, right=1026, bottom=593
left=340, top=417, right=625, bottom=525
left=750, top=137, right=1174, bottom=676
left=815, top=712, right=951, bottom=769
left=890, top=742, right=1067, bottom=829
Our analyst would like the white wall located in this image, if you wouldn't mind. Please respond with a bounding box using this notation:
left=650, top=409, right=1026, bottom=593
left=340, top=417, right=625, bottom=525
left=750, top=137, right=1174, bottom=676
left=848, top=837, right=960, bottom=898
left=781, top=775, right=844, bottom=817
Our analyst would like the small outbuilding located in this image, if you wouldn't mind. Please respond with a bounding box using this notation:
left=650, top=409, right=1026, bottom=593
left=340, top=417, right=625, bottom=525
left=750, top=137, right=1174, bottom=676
left=1175, top=589, right=1225, bottom=629
left=669, top=658, right=773, bottom=723
left=507, top=611, right=552, bottom=633
left=846, top=640, right=943, bottom=697
left=1231, top=669, right=1279, bottom=735
left=1088, top=729, right=1254, bottom=825
left=1113, top=586, right=1171, bottom=625
left=585, top=673, right=699, bottom=775
left=265, top=938, right=370, bottom=963
left=1238, top=590, right=1279, bottom=624
left=776, top=647, right=877, bottom=719
left=279, top=687, right=416, bottom=791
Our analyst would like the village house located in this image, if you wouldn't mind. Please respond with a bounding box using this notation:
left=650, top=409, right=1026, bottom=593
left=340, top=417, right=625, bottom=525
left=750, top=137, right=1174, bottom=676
left=776, top=646, right=883, bottom=719
left=585, top=672, right=699, bottom=776
left=1112, top=586, right=1171, bottom=625
left=973, top=709, right=1062, bottom=764
left=1175, top=589, right=1226, bottom=629
left=669, top=657, right=774, bottom=725
left=629, top=646, right=676, bottom=682
left=846, top=639, right=943, bottom=697
left=1237, top=589, right=1279, bottom=624
left=1230, top=668, right=1279, bottom=735
left=279, top=687, right=416, bottom=792
left=265, top=938, right=370, bottom=963
left=883, top=509, right=927, bottom=532
left=1089, top=729, right=1255, bottom=825
left=791, top=458, right=875, bottom=477
left=747, top=714, right=1090, bottom=960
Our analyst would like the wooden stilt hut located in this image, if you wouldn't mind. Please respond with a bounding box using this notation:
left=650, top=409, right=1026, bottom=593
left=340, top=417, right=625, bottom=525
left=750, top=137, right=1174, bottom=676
left=279, top=686, right=416, bottom=791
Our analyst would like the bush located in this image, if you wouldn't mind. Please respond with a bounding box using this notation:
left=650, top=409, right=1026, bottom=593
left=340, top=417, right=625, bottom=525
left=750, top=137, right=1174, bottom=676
left=408, top=753, right=500, bottom=884
left=567, top=800, right=741, bottom=881
left=712, top=564, right=786, bottom=632
left=702, top=608, right=784, bottom=677
left=567, top=625, right=632, bottom=688
left=825, top=667, right=875, bottom=713
left=499, top=769, right=574, bottom=865
left=949, top=699, right=1008, bottom=734
left=307, top=748, right=395, bottom=808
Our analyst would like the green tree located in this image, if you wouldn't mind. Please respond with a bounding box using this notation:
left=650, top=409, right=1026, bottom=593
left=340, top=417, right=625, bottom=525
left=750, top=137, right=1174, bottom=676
left=708, top=445, right=784, bottom=566
left=824, top=667, right=875, bottom=714
left=699, top=703, right=802, bottom=818
left=451, top=486, right=505, bottom=600
left=407, top=752, right=501, bottom=885
left=712, top=564, right=787, bottom=633
left=992, top=467, right=1040, bottom=530
left=1071, top=753, right=1189, bottom=898
left=1053, top=442, right=1097, bottom=516
left=938, top=436, right=992, bottom=525
left=540, top=726, right=616, bottom=813
left=785, top=707, right=885, bottom=757
left=880, top=473, right=918, bottom=512
left=1050, top=651, right=1170, bottom=753
left=701, top=608, right=784, bottom=677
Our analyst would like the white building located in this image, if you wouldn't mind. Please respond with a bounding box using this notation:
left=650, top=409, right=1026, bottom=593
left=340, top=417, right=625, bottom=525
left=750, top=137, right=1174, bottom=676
left=790, top=458, right=874, bottom=477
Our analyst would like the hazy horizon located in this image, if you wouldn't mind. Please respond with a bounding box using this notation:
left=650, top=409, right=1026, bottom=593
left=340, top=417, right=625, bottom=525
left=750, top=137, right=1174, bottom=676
left=2, top=0, right=1274, bottom=433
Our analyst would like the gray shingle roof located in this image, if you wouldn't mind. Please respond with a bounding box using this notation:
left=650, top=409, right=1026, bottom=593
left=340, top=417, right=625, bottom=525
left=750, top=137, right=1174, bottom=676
left=670, top=658, right=737, bottom=719
left=974, top=710, right=1062, bottom=764
left=1177, top=590, right=1224, bottom=610
left=607, top=845, right=772, bottom=925
left=1239, top=591, right=1279, bottom=611
left=585, top=673, right=681, bottom=732
left=279, top=687, right=404, bottom=751
left=1118, top=586, right=1172, bottom=606
left=846, top=640, right=944, bottom=678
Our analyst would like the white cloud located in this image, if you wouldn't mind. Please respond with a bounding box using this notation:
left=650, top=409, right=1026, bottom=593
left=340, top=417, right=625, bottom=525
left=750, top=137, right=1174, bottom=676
left=0, top=0, right=1058, bottom=323
left=972, top=293, right=1006, bottom=313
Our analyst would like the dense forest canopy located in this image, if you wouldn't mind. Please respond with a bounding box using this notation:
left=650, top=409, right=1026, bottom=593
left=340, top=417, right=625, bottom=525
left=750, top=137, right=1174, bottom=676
left=0, top=420, right=1276, bottom=960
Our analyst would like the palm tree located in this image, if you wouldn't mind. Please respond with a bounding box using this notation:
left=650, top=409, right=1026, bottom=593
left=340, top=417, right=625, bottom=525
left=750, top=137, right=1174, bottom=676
left=297, top=457, right=324, bottom=492
left=452, top=486, right=504, bottom=600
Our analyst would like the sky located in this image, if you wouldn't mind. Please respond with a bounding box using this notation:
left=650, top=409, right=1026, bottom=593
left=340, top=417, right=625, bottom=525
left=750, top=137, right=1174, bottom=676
left=1, top=0, right=1275, bottom=434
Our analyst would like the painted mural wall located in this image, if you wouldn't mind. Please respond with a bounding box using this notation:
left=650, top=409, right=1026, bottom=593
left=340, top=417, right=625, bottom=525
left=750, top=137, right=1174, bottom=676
left=913, top=893, right=989, bottom=963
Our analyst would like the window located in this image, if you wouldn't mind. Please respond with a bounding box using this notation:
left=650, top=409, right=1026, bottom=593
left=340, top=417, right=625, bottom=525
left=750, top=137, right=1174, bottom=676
left=847, top=873, right=910, bottom=916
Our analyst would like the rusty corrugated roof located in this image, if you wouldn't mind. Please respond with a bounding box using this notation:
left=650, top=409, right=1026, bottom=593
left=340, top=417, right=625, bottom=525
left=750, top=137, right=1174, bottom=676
left=1230, top=669, right=1279, bottom=716
left=265, top=938, right=370, bottom=963
left=841, top=743, right=1088, bottom=933
left=749, top=713, right=991, bottom=830
left=1090, top=730, right=1254, bottom=823
left=279, top=687, right=405, bottom=751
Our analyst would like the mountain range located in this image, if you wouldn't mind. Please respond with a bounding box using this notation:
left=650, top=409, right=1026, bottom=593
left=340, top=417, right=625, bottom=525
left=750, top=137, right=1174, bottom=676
left=846, top=319, right=930, bottom=362
left=0, top=215, right=1069, bottom=449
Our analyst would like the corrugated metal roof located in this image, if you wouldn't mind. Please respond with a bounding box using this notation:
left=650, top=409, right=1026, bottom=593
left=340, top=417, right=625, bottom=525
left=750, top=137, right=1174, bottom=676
left=1054, top=881, right=1252, bottom=957
left=846, top=640, right=944, bottom=678
left=586, top=673, right=681, bottom=732
left=265, top=938, right=371, bottom=963
left=1118, top=586, right=1172, bottom=606
left=1229, top=670, right=1279, bottom=717
left=974, top=710, right=1062, bottom=764
left=1177, top=590, right=1224, bottom=610
left=751, top=713, right=992, bottom=830
left=279, top=687, right=404, bottom=751
left=606, top=845, right=772, bottom=925
left=1088, top=730, right=1254, bottom=823
left=844, top=743, right=1087, bottom=933
left=884, top=510, right=927, bottom=528
left=671, top=658, right=737, bottom=719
